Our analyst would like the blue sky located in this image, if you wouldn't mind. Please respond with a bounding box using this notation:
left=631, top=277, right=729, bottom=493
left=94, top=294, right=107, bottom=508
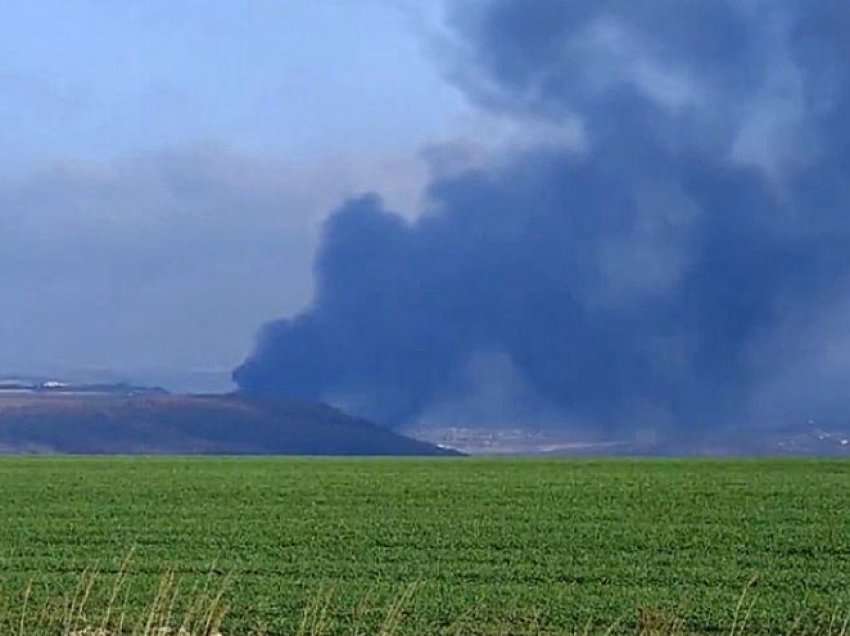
left=0, top=1, right=474, bottom=387
left=2, top=1, right=463, bottom=165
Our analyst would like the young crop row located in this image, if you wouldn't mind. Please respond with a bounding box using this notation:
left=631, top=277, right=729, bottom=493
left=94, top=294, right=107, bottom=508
left=0, top=458, right=848, bottom=633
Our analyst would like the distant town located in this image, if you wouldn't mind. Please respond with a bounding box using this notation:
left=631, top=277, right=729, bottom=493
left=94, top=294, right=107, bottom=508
left=0, top=377, right=167, bottom=397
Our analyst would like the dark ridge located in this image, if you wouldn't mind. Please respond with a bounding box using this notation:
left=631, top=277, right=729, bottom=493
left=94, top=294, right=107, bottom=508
left=0, top=392, right=461, bottom=456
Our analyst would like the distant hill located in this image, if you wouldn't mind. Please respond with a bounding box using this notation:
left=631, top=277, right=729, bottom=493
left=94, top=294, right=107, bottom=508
left=0, top=392, right=459, bottom=456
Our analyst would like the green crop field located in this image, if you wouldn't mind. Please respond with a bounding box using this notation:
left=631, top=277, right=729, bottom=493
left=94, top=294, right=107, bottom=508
left=0, top=458, right=849, bottom=634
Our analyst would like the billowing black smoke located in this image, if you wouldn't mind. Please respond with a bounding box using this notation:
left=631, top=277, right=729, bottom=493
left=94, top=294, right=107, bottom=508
left=235, top=1, right=850, bottom=435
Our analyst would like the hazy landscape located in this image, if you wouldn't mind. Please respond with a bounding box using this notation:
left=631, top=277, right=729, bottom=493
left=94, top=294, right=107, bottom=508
left=0, top=381, right=454, bottom=456
left=5, top=0, right=850, bottom=633
left=4, top=381, right=850, bottom=458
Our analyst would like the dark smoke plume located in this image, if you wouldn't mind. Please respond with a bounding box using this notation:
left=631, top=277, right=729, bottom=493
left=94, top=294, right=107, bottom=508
left=236, top=1, right=850, bottom=436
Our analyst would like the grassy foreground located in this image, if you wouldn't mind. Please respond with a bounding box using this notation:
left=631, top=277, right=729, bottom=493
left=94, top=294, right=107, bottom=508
left=0, top=458, right=849, bottom=634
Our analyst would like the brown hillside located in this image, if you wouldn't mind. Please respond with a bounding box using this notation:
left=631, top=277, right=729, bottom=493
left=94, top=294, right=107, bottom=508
left=0, top=392, right=459, bottom=456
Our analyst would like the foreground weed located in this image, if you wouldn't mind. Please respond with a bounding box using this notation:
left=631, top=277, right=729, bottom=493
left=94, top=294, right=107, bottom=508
left=297, top=586, right=335, bottom=636
left=635, top=607, right=685, bottom=635
left=9, top=557, right=230, bottom=636
left=728, top=575, right=759, bottom=636
left=4, top=571, right=850, bottom=635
